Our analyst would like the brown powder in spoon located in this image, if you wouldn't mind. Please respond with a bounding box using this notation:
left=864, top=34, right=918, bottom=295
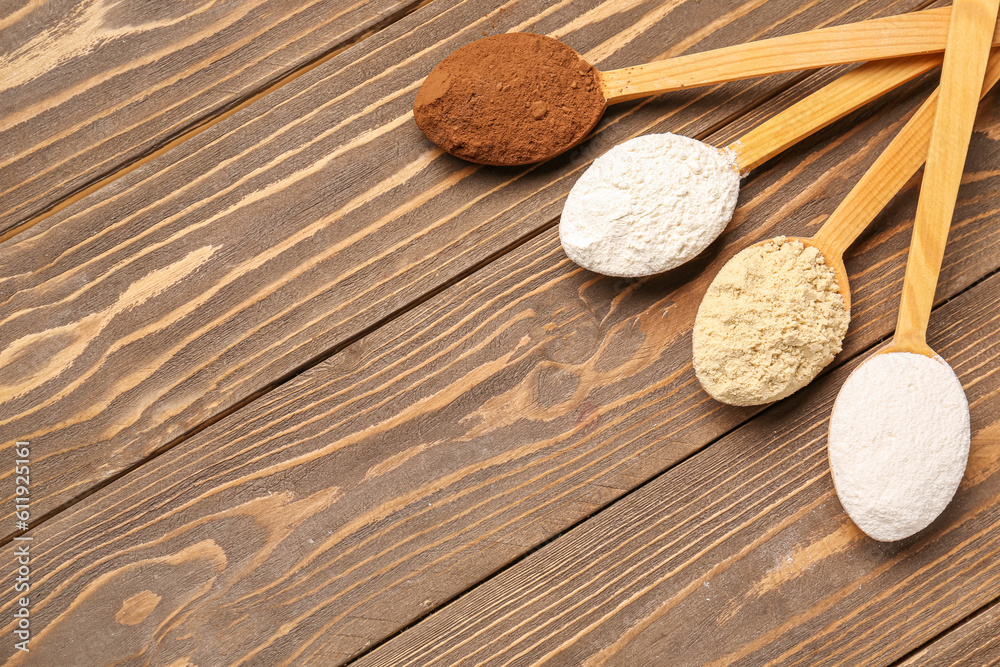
left=413, top=33, right=606, bottom=165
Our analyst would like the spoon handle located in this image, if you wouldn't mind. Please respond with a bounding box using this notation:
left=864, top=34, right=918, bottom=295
left=729, top=55, right=940, bottom=174
left=893, top=0, right=1000, bottom=356
left=813, top=50, right=1000, bottom=260
left=600, top=7, right=997, bottom=104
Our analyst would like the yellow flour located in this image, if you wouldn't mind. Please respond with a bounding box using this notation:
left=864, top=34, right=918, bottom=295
left=693, top=237, right=849, bottom=406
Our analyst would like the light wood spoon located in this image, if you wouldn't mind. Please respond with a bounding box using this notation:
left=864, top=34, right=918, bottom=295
left=727, top=54, right=941, bottom=179
left=889, top=15, right=1000, bottom=357
left=692, top=47, right=1000, bottom=406
left=829, top=0, right=1000, bottom=543
left=559, top=54, right=943, bottom=279
left=415, top=6, right=1000, bottom=165
left=600, top=5, right=988, bottom=103
left=795, top=48, right=1000, bottom=313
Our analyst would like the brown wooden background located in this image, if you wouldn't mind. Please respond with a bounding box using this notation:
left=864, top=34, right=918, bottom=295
left=2, top=0, right=1000, bottom=664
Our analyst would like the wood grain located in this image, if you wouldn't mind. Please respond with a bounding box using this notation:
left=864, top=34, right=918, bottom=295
left=901, top=599, right=1000, bottom=665
left=5, top=67, right=1000, bottom=665
left=356, top=269, right=1000, bottom=667
left=0, top=0, right=927, bottom=536
left=0, top=0, right=429, bottom=232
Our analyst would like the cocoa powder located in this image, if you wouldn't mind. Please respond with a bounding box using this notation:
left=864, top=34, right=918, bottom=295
left=413, top=33, right=605, bottom=165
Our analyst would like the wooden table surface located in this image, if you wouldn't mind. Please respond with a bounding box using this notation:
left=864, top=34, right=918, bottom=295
left=3, top=0, right=1000, bottom=664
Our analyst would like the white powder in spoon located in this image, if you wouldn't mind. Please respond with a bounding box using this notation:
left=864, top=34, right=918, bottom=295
left=559, top=133, right=740, bottom=277
left=828, top=352, right=970, bottom=542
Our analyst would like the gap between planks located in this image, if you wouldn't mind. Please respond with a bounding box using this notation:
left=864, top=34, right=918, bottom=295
left=0, top=57, right=870, bottom=550
left=0, top=0, right=939, bottom=248
left=895, top=594, right=1000, bottom=665
left=342, top=380, right=775, bottom=664
left=0, top=0, right=943, bottom=543
left=345, top=259, right=1000, bottom=667
left=0, top=0, right=436, bottom=247
left=0, top=2, right=964, bottom=664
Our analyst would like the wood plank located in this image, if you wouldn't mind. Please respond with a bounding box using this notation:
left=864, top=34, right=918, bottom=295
left=355, top=271, right=1000, bottom=667
left=0, top=0, right=427, bottom=232
left=0, top=0, right=925, bottom=534
left=900, top=600, right=1000, bottom=665
left=6, top=66, right=1000, bottom=666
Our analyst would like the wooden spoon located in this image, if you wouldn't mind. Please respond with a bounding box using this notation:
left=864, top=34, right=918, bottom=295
left=559, top=54, right=943, bottom=279
left=794, top=48, right=1000, bottom=313
left=889, top=22, right=1000, bottom=357
left=727, top=55, right=941, bottom=178
left=692, top=47, right=1000, bottom=406
left=601, top=5, right=982, bottom=103
left=415, top=6, right=1000, bottom=165
left=829, top=0, right=1000, bottom=543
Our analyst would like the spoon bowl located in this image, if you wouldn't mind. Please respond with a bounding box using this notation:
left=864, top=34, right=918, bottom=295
left=413, top=33, right=606, bottom=166
left=828, top=351, right=970, bottom=542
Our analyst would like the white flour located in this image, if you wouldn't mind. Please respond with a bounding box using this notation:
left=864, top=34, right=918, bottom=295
left=828, top=352, right=970, bottom=542
left=559, top=133, right=740, bottom=277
